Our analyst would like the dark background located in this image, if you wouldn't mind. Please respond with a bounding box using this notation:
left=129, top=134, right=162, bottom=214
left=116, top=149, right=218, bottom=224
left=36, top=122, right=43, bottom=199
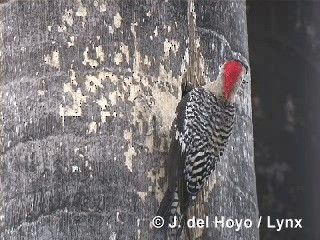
left=247, top=1, right=320, bottom=240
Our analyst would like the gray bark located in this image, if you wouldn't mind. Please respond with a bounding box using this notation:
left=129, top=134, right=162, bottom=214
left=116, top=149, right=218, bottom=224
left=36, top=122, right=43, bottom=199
left=1, top=0, right=258, bottom=239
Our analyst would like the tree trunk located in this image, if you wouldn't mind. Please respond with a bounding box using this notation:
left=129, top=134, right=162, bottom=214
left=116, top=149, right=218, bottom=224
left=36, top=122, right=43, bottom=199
left=248, top=1, right=320, bottom=240
left=1, top=0, right=258, bottom=239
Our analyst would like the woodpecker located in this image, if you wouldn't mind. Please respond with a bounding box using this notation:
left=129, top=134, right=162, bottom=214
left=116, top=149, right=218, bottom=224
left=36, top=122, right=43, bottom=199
left=156, top=60, right=248, bottom=234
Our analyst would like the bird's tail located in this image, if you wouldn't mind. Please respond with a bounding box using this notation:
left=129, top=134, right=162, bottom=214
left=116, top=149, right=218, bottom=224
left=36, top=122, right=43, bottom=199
left=156, top=188, right=182, bottom=231
left=156, top=188, right=180, bottom=223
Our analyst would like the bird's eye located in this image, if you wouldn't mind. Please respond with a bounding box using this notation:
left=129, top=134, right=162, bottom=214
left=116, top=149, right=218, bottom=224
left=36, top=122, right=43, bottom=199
left=219, top=64, right=222, bottom=69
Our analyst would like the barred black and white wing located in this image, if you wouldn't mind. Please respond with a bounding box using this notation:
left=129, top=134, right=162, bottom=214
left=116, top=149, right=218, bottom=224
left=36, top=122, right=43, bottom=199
left=176, top=88, right=235, bottom=197
left=156, top=87, right=235, bottom=232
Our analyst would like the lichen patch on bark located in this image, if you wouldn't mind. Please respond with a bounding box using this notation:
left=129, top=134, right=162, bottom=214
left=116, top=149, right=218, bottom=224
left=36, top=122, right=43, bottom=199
left=82, top=46, right=100, bottom=68
left=87, top=121, right=97, bottom=134
left=113, top=12, right=122, bottom=29
left=67, top=36, right=75, bottom=47
left=123, top=128, right=136, bottom=172
left=85, top=75, right=104, bottom=93
left=99, top=4, right=107, bottom=13
left=75, top=0, right=87, bottom=28
left=60, top=83, right=88, bottom=117
left=137, top=192, right=148, bottom=203
left=163, top=38, right=180, bottom=58
left=44, top=50, right=60, bottom=69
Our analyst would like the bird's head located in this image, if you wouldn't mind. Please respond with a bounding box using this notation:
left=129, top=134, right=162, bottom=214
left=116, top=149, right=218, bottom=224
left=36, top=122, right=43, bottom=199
left=220, top=60, right=248, bottom=101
